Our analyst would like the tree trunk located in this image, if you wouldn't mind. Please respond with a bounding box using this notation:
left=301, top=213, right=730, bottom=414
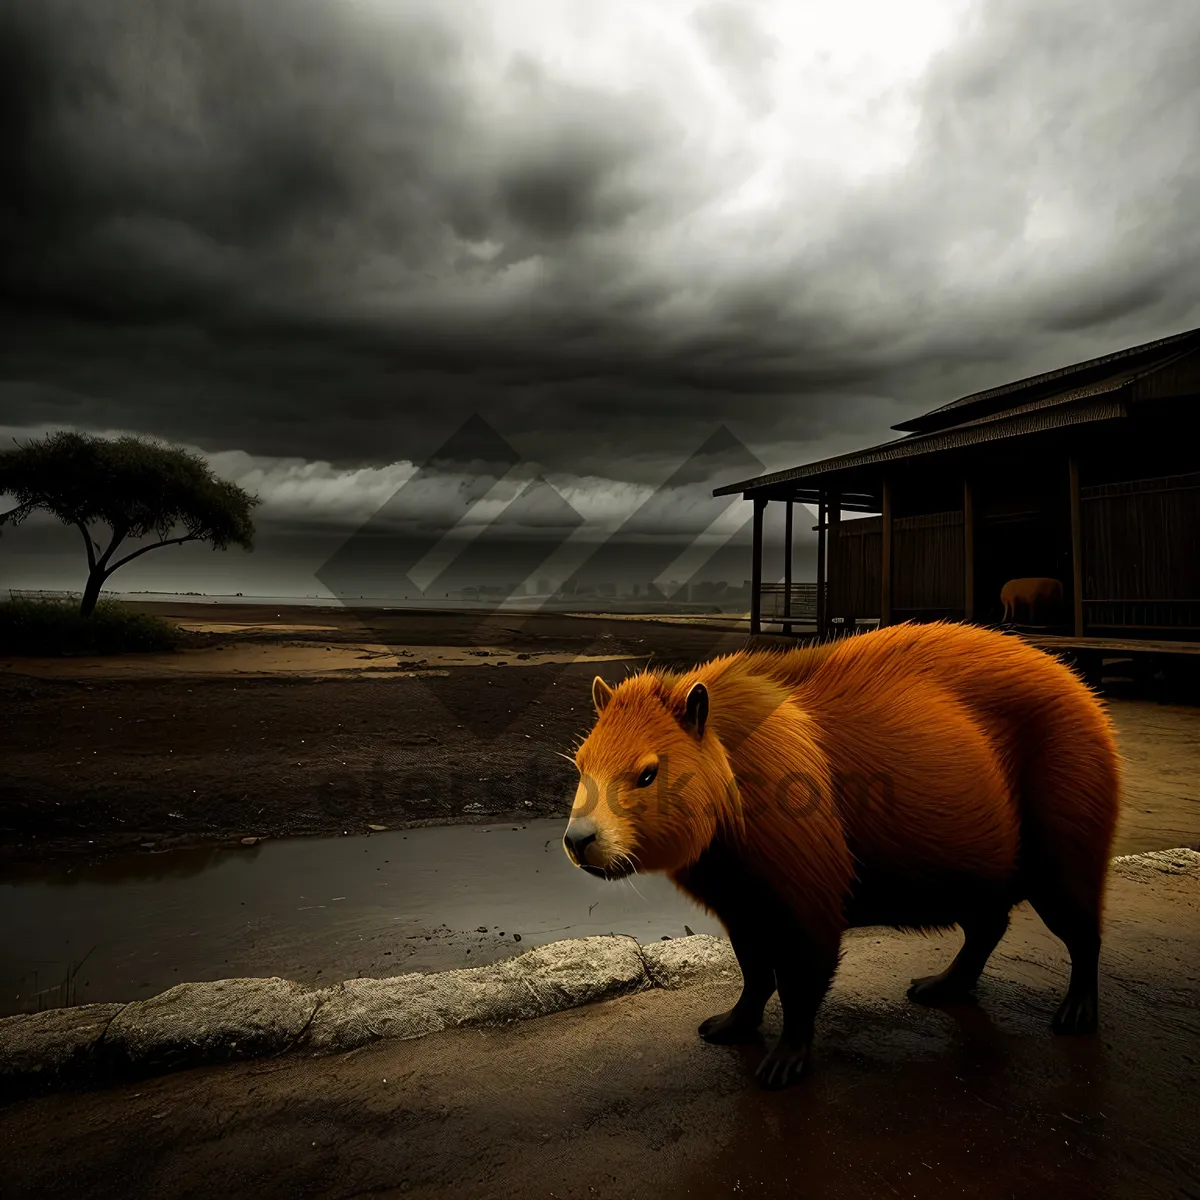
left=80, top=570, right=106, bottom=618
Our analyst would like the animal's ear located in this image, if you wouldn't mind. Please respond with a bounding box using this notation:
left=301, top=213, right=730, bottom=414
left=592, top=676, right=614, bottom=714
left=681, top=682, right=708, bottom=738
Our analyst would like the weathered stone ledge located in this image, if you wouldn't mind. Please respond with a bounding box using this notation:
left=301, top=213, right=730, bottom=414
left=0, top=934, right=740, bottom=1103
left=2, top=848, right=1195, bottom=1103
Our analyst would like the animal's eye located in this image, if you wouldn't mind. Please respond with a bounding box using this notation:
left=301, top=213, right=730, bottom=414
left=636, top=765, right=657, bottom=788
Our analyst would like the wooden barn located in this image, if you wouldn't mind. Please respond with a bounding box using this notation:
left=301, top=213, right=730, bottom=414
left=715, top=326, right=1200, bottom=643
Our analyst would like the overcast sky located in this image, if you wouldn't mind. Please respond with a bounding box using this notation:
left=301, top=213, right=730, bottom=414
left=2, top=0, right=1199, bottom=594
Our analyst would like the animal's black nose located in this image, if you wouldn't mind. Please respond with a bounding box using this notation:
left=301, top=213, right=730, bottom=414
left=566, top=831, right=597, bottom=864
left=564, top=819, right=598, bottom=866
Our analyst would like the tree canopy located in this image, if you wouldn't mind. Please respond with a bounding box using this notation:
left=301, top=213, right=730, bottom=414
left=0, top=431, right=260, bottom=616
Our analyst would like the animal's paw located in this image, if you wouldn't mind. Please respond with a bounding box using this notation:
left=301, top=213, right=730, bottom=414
left=754, top=1038, right=810, bottom=1090
left=698, top=1008, right=761, bottom=1045
left=1052, top=990, right=1098, bottom=1035
left=907, top=971, right=977, bottom=1007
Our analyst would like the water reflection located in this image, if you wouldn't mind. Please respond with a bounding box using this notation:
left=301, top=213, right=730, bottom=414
left=2, top=843, right=266, bottom=888
left=0, top=821, right=721, bottom=1016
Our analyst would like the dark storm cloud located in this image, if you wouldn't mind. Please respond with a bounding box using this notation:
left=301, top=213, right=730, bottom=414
left=1, top=0, right=1199, bottom=489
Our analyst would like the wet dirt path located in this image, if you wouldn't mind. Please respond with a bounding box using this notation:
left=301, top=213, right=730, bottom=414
left=3, top=860, right=1197, bottom=1199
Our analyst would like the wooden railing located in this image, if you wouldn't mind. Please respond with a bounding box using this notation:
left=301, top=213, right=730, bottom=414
left=1082, top=599, right=1200, bottom=632
left=758, top=583, right=823, bottom=624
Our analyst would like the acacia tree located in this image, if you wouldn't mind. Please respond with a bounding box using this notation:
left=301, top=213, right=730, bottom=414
left=0, top=431, right=260, bottom=617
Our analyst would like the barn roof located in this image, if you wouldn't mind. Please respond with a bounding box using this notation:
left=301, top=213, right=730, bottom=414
left=713, top=327, right=1200, bottom=500
left=893, top=326, right=1200, bottom=434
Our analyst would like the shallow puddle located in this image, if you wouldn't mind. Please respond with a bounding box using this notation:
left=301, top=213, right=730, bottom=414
left=0, top=820, right=721, bottom=1016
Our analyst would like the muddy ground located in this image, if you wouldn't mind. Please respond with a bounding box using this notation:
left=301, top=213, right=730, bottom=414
left=3, top=857, right=1197, bottom=1200
left=2, top=603, right=1198, bottom=863
left=0, top=605, right=749, bottom=862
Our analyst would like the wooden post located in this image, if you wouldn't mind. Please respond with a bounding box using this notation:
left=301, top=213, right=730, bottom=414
left=1069, top=457, right=1084, bottom=637
left=782, top=499, right=794, bottom=636
left=816, top=491, right=827, bottom=638
left=750, top=496, right=766, bottom=636
left=880, top=477, right=893, bottom=627
left=963, top=478, right=975, bottom=622
left=828, top=491, right=841, bottom=637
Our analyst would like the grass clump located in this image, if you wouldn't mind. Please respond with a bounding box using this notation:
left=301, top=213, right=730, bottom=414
left=0, top=597, right=181, bottom=656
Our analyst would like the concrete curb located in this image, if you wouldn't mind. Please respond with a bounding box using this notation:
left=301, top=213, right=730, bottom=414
left=304, top=936, right=656, bottom=1052
left=0, top=935, right=736, bottom=1103
left=1109, top=846, right=1200, bottom=881
left=2, top=849, right=1196, bottom=1103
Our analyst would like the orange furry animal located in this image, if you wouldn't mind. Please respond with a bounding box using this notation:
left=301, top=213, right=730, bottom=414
left=562, top=621, right=1121, bottom=1090
left=1001, top=577, right=1064, bottom=624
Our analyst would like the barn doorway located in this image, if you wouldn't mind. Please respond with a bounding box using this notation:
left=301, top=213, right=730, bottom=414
left=974, top=508, right=1073, bottom=631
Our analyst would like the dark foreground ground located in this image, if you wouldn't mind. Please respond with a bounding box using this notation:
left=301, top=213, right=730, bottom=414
left=2, top=604, right=1199, bottom=863
left=0, top=605, right=749, bottom=862
left=3, top=858, right=1197, bottom=1200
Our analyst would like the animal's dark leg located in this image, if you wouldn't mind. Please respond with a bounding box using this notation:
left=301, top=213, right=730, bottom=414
left=1029, top=893, right=1102, bottom=1035
left=698, top=917, right=776, bottom=1045
left=754, top=932, right=840, bottom=1091
left=908, top=908, right=1010, bottom=1006
left=675, top=841, right=843, bottom=1086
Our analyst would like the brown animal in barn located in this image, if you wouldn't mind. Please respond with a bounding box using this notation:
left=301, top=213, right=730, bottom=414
left=1000, top=576, right=1064, bottom=625
left=562, top=621, right=1121, bottom=1090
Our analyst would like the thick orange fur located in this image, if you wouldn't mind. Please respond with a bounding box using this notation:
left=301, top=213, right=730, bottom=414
left=566, top=621, right=1122, bottom=1072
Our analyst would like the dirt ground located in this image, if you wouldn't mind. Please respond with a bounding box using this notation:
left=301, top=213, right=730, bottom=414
left=0, top=605, right=750, bottom=862
left=2, top=603, right=1198, bottom=863
left=3, top=859, right=1197, bottom=1200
